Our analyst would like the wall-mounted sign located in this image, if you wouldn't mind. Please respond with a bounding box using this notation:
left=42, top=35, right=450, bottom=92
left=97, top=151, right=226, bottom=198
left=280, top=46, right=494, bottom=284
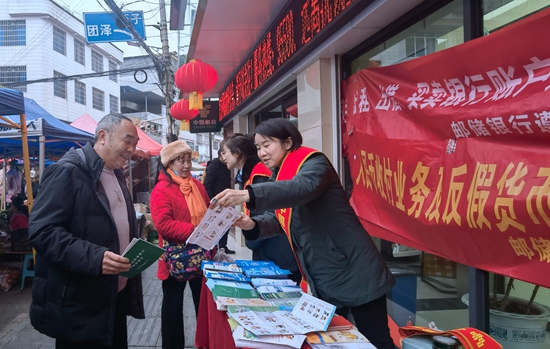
left=219, top=0, right=362, bottom=120
left=190, top=101, right=221, bottom=133
left=84, top=11, right=146, bottom=43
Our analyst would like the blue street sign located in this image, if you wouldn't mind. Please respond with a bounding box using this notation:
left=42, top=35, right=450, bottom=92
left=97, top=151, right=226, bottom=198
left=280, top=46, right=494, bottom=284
left=83, top=11, right=146, bottom=44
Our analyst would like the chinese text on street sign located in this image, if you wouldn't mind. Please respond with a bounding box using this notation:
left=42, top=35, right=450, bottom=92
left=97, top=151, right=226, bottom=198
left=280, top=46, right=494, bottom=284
left=83, top=11, right=146, bottom=44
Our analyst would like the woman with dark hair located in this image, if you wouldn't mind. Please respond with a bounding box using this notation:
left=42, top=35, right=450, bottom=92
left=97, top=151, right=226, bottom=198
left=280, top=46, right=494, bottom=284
left=221, top=133, right=301, bottom=283
left=10, top=195, right=28, bottom=231
left=212, top=118, right=396, bottom=349
left=149, top=140, right=210, bottom=349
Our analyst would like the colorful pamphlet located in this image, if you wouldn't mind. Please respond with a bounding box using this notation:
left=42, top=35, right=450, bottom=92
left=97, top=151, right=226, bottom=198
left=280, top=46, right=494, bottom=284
left=186, top=206, right=242, bottom=250
left=251, top=278, right=297, bottom=287
left=228, top=293, right=337, bottom=336
left=306, top=329, right=369, bottom=344
left=204, top=270, right=251, bottom=282
left=202, top=260, right=243, bottom=273
left=119, top=238, right=164, bottom=278
left=232, top=326, right=306, bottom=349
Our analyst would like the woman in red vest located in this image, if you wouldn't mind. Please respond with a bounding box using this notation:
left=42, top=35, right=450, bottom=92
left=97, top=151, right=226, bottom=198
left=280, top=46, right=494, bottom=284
left=212, top=118, right=396, bottom=349
left=221, top=133, right=301, bottom=283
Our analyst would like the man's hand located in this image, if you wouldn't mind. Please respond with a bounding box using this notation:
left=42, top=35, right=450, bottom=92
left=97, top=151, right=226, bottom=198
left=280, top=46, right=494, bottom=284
left=102, top=251, right=131, bottom=275
left=233, top=215, right=256, bottom=230
left=211, top=189, right=250, bottom=208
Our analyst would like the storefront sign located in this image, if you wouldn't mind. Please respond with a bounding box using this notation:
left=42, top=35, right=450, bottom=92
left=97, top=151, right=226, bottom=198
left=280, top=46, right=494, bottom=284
left=342, top=8, right=550, bottom=287
left=190, top=101, right=221, bottom=133
left=219, top=0, right=361, bottom=120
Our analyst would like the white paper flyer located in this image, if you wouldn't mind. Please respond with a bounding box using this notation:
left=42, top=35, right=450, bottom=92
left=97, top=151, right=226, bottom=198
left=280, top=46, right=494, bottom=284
left=186, top=206, right=242, bottom=250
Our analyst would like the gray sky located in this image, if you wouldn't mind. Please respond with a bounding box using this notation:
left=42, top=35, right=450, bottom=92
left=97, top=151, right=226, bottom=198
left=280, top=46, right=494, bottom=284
left=54, top=0, right=192, bottom=58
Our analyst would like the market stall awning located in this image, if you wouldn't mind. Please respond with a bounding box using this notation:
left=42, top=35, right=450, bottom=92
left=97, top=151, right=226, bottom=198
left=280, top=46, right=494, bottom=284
left=70, top=113, right=152, bottom=160
left=136, top=127, right=163, bottom=156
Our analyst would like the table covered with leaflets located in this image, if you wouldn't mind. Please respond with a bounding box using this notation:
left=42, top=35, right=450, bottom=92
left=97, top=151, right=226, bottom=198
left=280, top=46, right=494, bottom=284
left=194, top=260, right=376, bottom=349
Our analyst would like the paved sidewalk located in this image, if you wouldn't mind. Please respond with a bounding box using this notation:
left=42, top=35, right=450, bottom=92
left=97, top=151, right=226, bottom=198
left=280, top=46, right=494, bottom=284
left=0, top=261, right=197, bottom=349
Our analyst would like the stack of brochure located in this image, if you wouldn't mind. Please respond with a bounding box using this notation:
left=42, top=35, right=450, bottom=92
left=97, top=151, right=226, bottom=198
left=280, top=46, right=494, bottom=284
left=228, top=293, right=336, bottom=336
left=237, top=260, right=293, bottom=279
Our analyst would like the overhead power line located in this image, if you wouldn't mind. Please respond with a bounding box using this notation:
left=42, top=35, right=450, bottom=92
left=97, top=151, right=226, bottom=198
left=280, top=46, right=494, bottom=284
left=2, top=66, right=156, bottom=87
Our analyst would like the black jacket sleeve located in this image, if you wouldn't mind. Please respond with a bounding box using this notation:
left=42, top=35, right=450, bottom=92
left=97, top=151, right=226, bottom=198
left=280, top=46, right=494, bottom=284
left=247, top=153, right=332, bottom=212
left=29, top=164, right=106, bottom=275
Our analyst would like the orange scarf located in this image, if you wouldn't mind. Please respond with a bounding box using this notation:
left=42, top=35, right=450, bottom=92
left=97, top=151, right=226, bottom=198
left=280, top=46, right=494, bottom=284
left=167, top=169, right=207, bottom=226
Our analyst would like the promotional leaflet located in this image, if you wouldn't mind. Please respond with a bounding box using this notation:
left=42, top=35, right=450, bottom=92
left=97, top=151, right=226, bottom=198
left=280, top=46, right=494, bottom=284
left=251, top=278, right=298, bottom=287
left=229, top=293, right=337, bottom=336
left=232, top=326, right=306, bottom=349
left=119, top=238, right=165, bottom=278
left=186, top=206, right=241, bottom=250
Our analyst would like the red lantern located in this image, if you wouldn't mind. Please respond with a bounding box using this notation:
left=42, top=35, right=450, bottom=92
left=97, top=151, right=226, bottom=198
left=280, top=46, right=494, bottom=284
left=170, top=99, right=199, bottom=121
left=174, top=59, right=218, bottom=110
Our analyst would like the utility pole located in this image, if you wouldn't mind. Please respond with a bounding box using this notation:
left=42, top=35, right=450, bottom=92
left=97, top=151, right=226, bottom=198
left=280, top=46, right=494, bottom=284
left=159, top=0, right=176, bottom=143
left=104, top=0, right=175, bottom=143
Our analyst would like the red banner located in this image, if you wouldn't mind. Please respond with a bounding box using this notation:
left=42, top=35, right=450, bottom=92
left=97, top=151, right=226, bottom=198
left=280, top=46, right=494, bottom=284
left=341, top=8, right=550, bottom=288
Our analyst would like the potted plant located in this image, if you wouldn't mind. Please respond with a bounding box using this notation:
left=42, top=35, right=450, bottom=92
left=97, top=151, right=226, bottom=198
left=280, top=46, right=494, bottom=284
left=462, top=276, right=550, bottom=349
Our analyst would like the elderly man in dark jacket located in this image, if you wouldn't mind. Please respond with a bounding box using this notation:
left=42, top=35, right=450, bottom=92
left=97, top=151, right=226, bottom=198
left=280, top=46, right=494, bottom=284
left=203, top=148, right=234, bottom=253
left=29, top=114, right=145, bottom=349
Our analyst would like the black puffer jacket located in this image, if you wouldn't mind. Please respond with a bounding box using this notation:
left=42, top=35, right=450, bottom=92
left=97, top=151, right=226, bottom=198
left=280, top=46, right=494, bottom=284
left=29, top=143, right=145, bottom=345
left=246, top=152, right=395, bottom=308
left=203, top=157, right=231, bottom=199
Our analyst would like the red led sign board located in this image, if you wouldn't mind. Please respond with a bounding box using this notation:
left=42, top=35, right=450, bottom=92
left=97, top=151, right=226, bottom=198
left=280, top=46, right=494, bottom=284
left=220, top=0, right=356, bottom=120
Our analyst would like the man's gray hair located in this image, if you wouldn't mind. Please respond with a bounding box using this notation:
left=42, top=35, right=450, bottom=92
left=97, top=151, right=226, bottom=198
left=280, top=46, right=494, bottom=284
left=94, top=113, right=134, bottom=142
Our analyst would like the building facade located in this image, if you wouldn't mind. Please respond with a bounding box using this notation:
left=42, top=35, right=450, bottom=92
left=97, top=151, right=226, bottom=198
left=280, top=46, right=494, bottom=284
left=189, top=0, right=550, bottom=339
left=0, top=0, right=122, bottom=122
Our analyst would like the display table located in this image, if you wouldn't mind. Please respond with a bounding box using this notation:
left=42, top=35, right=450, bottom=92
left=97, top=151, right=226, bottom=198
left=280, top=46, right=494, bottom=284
left=194, top=277, right=402, bottom=349
left=194, top=277, right=312, bottom=349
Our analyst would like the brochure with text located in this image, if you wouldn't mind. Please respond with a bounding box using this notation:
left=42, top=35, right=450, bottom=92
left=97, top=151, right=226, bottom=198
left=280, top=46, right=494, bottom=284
left=232, top=326, right=306, bottom=349
left=251, top=278, right=297, bottom=287
left=201, top=261, right=242, bottom=273
left=186, top=206, right=241, bottom=250
left=229, top=293, right=337, bottom=336
left=309, top=343, right=377, bottom=349
left=119, top=238, right=165, bottom=278
left=306, top=329, right=369, bottom=344
left=204, top=270, right=251, bottom=282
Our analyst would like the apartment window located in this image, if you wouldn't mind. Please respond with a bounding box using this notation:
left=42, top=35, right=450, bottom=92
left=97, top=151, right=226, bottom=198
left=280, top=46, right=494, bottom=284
left=92, top=87, right=104, bottom=111
left=91, top=50, right=103, bottom=72
left=197, top=134, right=203, bottom=142
left=53, top=26, right=66, bottom=55
left=53, top=71, right=67, bottom=99
left=186, top=141, right=195, bottom=150
left=109, top=60, right=118, bottom=82
left=0, top=20, right=26, bottom=46
left=74, top=39, right=85, bottom=65
left=109, top=94, right=118, bottom=113
left=213, top=142, right=219, bottom=150
left=0, top=66, right=27, bottom=92
left=75, top=80, right=86, bottom=105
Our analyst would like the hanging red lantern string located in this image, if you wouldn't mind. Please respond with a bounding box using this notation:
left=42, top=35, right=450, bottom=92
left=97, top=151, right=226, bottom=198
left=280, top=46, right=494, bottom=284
left=170, top=99, right=199, bottom=121
left=174, top=59, right=218, bottom=110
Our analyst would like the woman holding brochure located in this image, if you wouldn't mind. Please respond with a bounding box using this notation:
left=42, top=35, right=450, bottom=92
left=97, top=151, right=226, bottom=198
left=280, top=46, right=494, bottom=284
left=212, top=119, right=396, bottom=349
left=150, top=140, right=211, bottom=349
left=221, top=133, right=301, bottom=283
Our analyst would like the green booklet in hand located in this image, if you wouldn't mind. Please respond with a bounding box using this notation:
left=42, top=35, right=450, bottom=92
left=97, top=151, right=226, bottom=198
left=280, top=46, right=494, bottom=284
left=119, top=238, right=165, bottom=278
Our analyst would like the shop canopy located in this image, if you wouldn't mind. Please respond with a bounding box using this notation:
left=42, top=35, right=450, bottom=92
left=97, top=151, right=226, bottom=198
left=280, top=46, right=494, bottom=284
left=70, top=113, right=161, bottom=159
left=0, top=92, right=94, bottom=158
left=136, top=127, right=162, bottom=156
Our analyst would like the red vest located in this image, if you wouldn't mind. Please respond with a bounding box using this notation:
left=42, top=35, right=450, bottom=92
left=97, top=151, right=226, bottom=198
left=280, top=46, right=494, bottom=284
left=273, top=147, right=318, bottom=292
left=243, top=162, right=271, bottom=216
left=399, top=325, right=502, bottom=349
